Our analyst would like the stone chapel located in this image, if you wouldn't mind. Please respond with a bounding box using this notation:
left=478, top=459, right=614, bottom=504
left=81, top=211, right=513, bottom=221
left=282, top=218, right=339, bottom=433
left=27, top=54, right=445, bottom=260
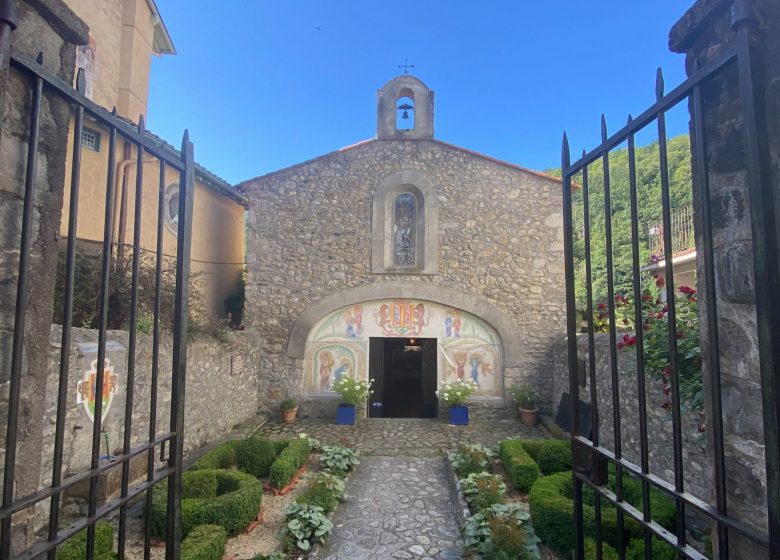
left=240, top=75, right=567, bottom=420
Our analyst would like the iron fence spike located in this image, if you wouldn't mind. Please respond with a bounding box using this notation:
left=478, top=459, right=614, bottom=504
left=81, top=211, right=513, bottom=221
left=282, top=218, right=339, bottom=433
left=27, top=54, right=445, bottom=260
left=656, top=68, right=665, bottom=101
left=75, top=68, right=86, bottom=94
left=601, top=114, right=608, bottom=142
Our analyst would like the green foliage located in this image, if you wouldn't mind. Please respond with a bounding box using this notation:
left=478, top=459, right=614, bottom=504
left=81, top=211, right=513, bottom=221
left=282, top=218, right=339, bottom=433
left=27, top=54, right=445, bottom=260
left=436, top=378, right=478, bottom=405
left=56, top=522, right=115, bottom=560
left=498, top=440, right=540, bottom=493
left=584, top=538, right=619, bottom=560
left=626, top=537, right=678, bottom=560
left=448, top=443, right=495, bottom=478
left=517, top=439, right=572, bottom=475
left=331, top=375, right=373, bottom=405
left=463, top=503, right=541, bottom=560
left=279, top=398, right=297, bottom=410
left=296, top=472, right=346, bottom=513
left=460, top=472, right=507, bottom=512
left=191, top=440, right=238, bottom=470
left=282, top=503, right=333, bottom=552
left=235, top=437, right=278, bottom=478
left=269, top=439, right=310, bottom=489
left=150, top=469, right=262, bottom=538
left=509, top=386, right=536, bottom=408
left=274, top=439, right=292, bottom=455
left=565, top=135, right=693, bottom=306
left=181, top=525, right=227, bottom=560
left=319, top=444, right=360, bottom=477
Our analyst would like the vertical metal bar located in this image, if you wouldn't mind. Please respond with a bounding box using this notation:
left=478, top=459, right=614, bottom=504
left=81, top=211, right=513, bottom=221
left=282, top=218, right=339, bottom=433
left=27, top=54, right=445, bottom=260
left=581, top=154, right=604, bottom=558
left=733, top=4, right=780, bottom=557
left=1, top=53, right=43, bottom=559
left=600, top=115, right=625, bottom=558
left=655, top=69, right=687, bottom=550
left=562, top=133, right=586, bottom=560
left=117, top=118, right=146, bottom=558
left=692, top=81, right=729, bottom=558
left=626, top=115, right=653, bottom=560
left=166, top=131, right=194, bottom=560
left=144, top=159, right=166, bottom=560
left=86, top=108, right=119, bottom=560
left=47, top=69, right=86, bottom=560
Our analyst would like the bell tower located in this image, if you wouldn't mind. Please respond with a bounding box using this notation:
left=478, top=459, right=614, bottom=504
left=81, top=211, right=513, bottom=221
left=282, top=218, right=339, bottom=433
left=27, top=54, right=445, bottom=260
left=376, top=75, right=434, bottom=139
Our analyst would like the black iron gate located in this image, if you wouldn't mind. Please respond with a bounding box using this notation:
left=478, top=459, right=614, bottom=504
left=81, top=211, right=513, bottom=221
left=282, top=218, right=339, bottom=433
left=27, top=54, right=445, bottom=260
left=561, top=2, right=778, bottom=559
left=0, top=5, right=193, bottom=558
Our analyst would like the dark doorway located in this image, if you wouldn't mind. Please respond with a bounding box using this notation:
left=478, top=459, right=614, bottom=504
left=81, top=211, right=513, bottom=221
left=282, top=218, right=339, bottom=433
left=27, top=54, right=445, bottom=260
left=368, top=337, right=437, bottom=418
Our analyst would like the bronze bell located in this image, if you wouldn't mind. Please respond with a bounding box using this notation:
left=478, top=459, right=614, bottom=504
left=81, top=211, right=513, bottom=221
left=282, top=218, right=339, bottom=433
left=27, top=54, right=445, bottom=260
left=398, top=103, right=413, bottom=120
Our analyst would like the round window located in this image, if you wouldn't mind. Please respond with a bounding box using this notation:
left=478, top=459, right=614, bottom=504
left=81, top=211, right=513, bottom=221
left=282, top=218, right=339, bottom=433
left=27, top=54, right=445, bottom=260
left=163, top=185, right=179, bottom=232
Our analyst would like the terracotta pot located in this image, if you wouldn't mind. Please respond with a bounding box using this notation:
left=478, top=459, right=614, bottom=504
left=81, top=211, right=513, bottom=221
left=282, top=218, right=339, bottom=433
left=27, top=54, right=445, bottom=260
left=281, top=406, right=298, bottom=424
left=520, top=407, right=539, bottom=427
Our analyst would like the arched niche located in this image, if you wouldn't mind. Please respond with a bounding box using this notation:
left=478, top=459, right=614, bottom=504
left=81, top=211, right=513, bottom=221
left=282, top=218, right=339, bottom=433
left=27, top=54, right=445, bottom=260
left=376, top=75, right=434, bottom=139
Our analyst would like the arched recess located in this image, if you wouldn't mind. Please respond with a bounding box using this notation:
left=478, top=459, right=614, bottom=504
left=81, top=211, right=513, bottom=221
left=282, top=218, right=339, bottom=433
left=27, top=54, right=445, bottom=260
left=371, top=170, right=438, bottom=275
left=287, top=281, right=521, bottom=368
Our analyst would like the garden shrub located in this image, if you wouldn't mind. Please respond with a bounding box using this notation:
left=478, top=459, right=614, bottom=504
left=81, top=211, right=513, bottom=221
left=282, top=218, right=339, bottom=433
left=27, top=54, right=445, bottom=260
left=625, top=536, right=677, bottom=560
left=150, top=469, right=262, bottom=537
left=528, top=472, right=621, bottom=555
left=274, top=439, right=292, bottom=455
left=448, top=443, right=495, bottom=478
left=498, top=440, right=540, bottom=493
left=460, top=472, right=507, bottom=512
left=57, top=522, right=114, bottom=560
left=191, top=440, right=238, bottom=470
left=269, top=439, right=310, bottom=489
left=181, top=524, right=227, bottom=560
left=296, top=472, right=346, bottom=513
left=282, top=503, right=333, bottom=552
left=319, top=444, right=360, bottom=477
left=235, top=437, right=278, bottom=477
left=463, top=503, right=541, bottom=560
left=584, top=537, right=618, bottom=560
left=518, top=439, right=572, bottom=475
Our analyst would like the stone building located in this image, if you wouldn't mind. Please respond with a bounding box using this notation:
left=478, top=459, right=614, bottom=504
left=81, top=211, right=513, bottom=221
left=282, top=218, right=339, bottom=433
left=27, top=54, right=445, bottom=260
left=241, top=75, right=567, bottom=420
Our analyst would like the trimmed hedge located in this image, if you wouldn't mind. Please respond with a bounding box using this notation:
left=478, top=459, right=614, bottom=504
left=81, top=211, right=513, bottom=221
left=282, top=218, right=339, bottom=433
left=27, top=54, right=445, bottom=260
left=584, top=537, right=618, bottom=560
left=626, top=537, right=677, bottom=560
left=235, top=437, right=278, bottom=477
left=57, top=522, right=114, bottom=560
left=269, top=438, right=310, bottom=489
left=274, top=439, right=292, bottom=455
left=151, top=469, right=262, bottom=538
left=518, top=439, right=572, bottom=475
left=191, top=440, right=238, bottom=470
left=498, top=439, right=540, bottom=493
left=181, top=524, right=227, bottom=560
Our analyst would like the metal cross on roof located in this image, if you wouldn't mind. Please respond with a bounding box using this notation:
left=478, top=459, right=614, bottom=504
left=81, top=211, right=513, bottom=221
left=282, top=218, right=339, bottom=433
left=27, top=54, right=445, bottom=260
left=398, top=58, right=415, bottom=74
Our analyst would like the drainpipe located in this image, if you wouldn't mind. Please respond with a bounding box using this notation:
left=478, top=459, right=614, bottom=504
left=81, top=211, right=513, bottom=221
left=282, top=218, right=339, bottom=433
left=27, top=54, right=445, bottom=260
left=113, top=145, right=157, bottom=263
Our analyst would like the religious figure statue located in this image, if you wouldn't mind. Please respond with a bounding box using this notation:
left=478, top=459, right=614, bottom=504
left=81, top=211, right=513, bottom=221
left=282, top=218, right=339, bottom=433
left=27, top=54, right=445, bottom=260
left=319, top=351, right=335, bottom=389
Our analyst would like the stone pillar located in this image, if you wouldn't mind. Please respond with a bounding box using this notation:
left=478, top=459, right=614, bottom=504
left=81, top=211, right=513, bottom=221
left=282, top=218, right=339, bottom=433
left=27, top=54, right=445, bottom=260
left=0, top=0, right=86, bottom=548
left=669, top=0, right=779, bottom=557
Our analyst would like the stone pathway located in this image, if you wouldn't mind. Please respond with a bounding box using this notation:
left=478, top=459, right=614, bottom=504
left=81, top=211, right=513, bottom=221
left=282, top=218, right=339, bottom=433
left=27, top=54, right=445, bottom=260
left=313, top=456, right=464, bottom=560
left=255, top=417, right=548, bottom=456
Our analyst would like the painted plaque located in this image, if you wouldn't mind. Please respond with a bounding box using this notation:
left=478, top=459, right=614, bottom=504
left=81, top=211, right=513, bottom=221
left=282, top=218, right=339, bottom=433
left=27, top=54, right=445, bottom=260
left=76, top=358, right=119, bottom=422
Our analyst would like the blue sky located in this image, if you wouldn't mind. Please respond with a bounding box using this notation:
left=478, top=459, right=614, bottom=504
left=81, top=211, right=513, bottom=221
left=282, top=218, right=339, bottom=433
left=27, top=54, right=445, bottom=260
left=148, top=1, right=694, bottom=185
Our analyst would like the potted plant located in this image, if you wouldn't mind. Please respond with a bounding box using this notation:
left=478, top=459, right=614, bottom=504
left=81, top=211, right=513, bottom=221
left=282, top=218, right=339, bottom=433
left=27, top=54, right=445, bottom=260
left=331, top=375, right=373, bottom=425
left=280, top=398, right=299, bottom=424
left=437, top=379, right=478, bottom=425
left=510, top=386, right=538, bottom=427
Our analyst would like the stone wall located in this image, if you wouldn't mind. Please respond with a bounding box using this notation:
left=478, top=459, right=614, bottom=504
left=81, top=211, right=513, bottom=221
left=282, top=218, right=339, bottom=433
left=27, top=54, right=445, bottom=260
left=550, top=334, right=709, bottom=500
left=0, top=0, right=87, bottom=548
left=242, top=138, right=567, bottom=418
left=669, top=0, right=779, bottom=557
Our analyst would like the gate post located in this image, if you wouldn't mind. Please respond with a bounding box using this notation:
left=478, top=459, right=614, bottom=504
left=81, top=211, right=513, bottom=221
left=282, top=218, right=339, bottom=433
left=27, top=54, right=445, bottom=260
left=670, top=0, right=779, bottom=557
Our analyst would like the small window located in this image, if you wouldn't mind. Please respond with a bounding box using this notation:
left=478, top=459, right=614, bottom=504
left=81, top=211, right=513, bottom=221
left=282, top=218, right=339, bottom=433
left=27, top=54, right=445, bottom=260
left=163, top=185, right=180, bottom=232
left=81, top=127, right=101, bottom=152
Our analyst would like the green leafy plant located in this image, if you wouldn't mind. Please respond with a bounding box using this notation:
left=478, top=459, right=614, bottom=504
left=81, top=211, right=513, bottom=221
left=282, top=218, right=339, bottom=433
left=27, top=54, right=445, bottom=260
left=282, top=502, right=333, bottom=552
left=498, top=440, right=540, bottom=493
left=509, top=387, right=537, bottom=409
left=280, top=398, right=298, bottom=410
left=319, top=444, right=360, bottom=477
left=296, top=471, right=346, bottom=513
left=331, top=375, right=373, bottom=405
left=181, top=524, right=227, bottom=560
left=436, top=378, right=478, bottom=406
left=269, top=439, right=310, bottom=489
left=516, top=439, right=572, bottom=475
left=56, top=522, right=114, bottom=560
left=448, top=444, right=495, bottom=478
left=463, top=503, right=541, bottom=560
left=460, top=472, right=506, bottom=512
left=235, top=437, right=278, bottom=478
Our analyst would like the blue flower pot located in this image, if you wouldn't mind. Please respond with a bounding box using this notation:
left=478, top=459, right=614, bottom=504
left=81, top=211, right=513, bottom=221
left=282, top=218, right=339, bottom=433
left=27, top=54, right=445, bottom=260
left=336, top=404, right=356, bottom=425
left=449, top=405, right=469, bottom=425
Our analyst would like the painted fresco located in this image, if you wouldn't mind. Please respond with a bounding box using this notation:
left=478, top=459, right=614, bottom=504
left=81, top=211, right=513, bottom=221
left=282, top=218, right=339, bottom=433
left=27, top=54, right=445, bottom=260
left=305, top=299, right=503, bottom=397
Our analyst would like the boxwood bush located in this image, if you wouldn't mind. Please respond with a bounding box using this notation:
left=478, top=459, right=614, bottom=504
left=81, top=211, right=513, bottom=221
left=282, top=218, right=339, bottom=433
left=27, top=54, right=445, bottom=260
left=517, top=439, right=572, bottom=475
left=151, top=469, right=262, bottom=537
left=235, top=437, right=278, bottom=477
left=181, top=524, right=227, bottom=560
left=191, top=440, right=238, bottom=470
left=56, top=522, right=114, bottom=560
left=625, top=536, right=677, bottom=560
left=584, top=537, right=618, bottom=560
left=269, top=439, right=310, bottom=489
left=498, top=440, right=540, bottom=493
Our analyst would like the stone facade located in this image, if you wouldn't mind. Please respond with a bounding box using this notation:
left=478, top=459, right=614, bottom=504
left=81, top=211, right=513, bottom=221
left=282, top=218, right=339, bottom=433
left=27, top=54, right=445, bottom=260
left=242, top=76, right=566, bottom=420
left=669, top=0, right=779, bottom=557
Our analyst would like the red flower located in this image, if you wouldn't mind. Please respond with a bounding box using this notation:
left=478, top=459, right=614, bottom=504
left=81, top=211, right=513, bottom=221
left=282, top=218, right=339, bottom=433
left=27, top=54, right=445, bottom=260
left=679, top=285, right=696, bottom=296
left=598, top=303, right=606, bottom=310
